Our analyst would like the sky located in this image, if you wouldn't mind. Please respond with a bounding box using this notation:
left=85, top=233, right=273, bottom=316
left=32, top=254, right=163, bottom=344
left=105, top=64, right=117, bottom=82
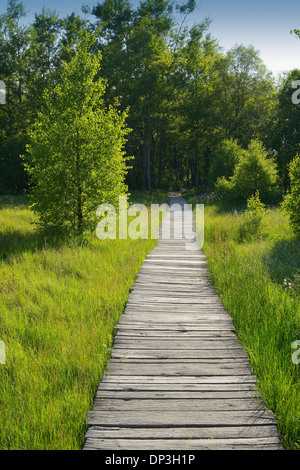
left=1, top=0, right=300, bottom=77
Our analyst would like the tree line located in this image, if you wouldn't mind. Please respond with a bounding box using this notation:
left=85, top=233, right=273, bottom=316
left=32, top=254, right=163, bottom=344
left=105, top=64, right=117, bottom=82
left=0, top=0, right=300, bottom=200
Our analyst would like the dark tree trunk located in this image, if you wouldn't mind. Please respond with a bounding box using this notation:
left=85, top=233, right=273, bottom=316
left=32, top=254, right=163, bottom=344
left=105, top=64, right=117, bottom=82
left=143, top=120, right=151, bottom=193
left=158, top=129, right=164, bottom=189
left=75, top=130, right=83, bottom=235
left=195, top=145, right=199, bottom=197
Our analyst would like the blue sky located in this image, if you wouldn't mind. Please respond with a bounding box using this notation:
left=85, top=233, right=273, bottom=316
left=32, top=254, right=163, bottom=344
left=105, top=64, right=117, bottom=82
left=1, top=0, right=300, bottom=76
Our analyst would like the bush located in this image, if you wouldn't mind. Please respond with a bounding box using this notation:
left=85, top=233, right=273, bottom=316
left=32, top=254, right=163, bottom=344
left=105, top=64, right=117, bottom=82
left=240, top=191, right=266, bottom=240
left=208, top=138, right=242, bottom=190
left=282, top=156, right=300, bottom=233
left=215, top=139, right=278, bottom=201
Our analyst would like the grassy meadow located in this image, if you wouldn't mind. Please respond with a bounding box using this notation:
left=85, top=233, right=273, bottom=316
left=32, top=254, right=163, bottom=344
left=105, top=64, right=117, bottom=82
left=0, top=191, right=299, bottom=450
left=191, top=196, right=300, bottom=450
left=0, top=192, right=167, bottom=450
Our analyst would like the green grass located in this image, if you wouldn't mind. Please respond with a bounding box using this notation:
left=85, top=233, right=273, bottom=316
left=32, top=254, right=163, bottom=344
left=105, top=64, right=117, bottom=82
left=191, top=196, right=300, bottom=450
left=0, top=192, right=167, bottom=450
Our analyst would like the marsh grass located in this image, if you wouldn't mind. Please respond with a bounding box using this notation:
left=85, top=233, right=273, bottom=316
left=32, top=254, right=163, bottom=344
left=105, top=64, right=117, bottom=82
left=0, top=192, right=163, bottom=449
left=193, top=197, right=300, bottom=449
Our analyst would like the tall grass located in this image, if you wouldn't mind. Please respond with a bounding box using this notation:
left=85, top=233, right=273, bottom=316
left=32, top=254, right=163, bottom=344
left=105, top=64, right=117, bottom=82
left=0, top=192, right=165, bottom=449
left=195, top=198, right=300, bottom=449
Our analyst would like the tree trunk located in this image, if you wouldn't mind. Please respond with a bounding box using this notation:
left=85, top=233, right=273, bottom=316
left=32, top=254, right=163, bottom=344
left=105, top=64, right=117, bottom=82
left=143, top=121, right=151, bottom=193
left=195, top=143, right=199, bottom=197
left=75, top=130, right=83, bottom=235
left=150, top=130, right=156, bottom=189
left=126, top=139, right=134, bottom=190
left=174, top=143, right=179, bottom=185
left=158, top=129, right=164, bottom=189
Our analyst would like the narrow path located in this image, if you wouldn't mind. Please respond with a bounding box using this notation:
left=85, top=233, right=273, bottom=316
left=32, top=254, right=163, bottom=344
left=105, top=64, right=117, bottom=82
left=83, top=194, right=283, bottom=450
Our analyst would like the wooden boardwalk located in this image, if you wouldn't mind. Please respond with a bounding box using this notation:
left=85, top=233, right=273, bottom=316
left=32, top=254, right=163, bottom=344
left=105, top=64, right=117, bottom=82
left=83, top=194, right=283, bottom=450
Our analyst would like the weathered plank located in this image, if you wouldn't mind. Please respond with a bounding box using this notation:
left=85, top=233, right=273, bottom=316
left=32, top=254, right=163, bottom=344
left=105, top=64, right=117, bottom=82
left=92, top=398, right=265, bottom=412
left=112, top=339, right=243, bottom=349
left=87, top=409, right=276, bottom=427
left=115, top=329, right=234, bottom=337
left=111, top=348, right=248, bottom=359
left=95, top=390, right=261, bottom=400
left=105, top=362, right=252, bottom=376
left=85, top=424, right=280, bottom=440
left=115, top=324, right=235, bottom=331
left=100, top=375, right=257, bottom=384
left=84, top=437, right=282, bottom=450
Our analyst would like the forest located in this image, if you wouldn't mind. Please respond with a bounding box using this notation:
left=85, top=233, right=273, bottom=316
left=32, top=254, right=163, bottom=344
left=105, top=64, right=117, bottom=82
left=0, top=0, right=300, bottom=204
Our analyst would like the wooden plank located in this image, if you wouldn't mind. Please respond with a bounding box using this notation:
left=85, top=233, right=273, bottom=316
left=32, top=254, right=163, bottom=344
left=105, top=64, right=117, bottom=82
left=124, top=307, right=228, bottom=312
left=121, top=314, right=232, bottom=321
left=115, top=324, right=235, bottom=331
left=91, top=398, right=265, bottom=412
left=143, top=258, right=207, bottom=264
left=117, top=323, right=234, bottom=329
left=119, top=318, right=234, bottom=326
left=126, top=298, right=224, bottom=305
left=97, top=382, right=258, bottom=392
left=105, top=362, right=252, bottom=376
left=111, top=349, right=248, bottom=359
left=146, top=255, right=206, bottom=259
left=87, top=409, right=276, bottom=427
left=83, top=437, right=282, bottom=450
left=115, top=329, right=235, bottom=337
left=95, top=390, right=261, bottom=400
left=106, top=361, right=250, bottom=367
left=133, top=286, right=211, bottom=292
left=85, top=424, right=280, bottom=440
left=100, top=375, right=257, bottom=384
left=107, top=361, right=249, bottom=370
left=130, top=290, right=217, bottom=297
left=112, top=339, right=243, bottom=349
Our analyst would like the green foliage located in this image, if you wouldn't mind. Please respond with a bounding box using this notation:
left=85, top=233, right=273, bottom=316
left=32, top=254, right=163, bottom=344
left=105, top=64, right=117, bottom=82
left=22, top=32, right=130, bottom=235
left=240, top=191, right=266, bottom=240
left=0, top=0, right=30, bottom=192
left=282, top=156, right=300, bottom=234
left=208, top=138, right=242, bottom=190
left=216, top=139, right=278, bottom=201
left=0, top=0, right=282, bottom=196
left=212, top=45, right=276, bottom=149
left=271, top=69, right=300, bottom=191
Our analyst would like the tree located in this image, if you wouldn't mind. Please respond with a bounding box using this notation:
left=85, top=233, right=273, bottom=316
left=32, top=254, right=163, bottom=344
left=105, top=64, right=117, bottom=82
left=216, top=139, right=278, bottom=201
left=123, top=0, right=174, bottom=193
left=271, top=69, right=300, bottom=192
left=22, top=32, right=129, bottom=235
left=213, top=45, right=276, bottom=148
left=0, top=0, right=30, bottom=192
left=282, top=156, right=300, bottom=234
left=175, top=21, right=220, bottom=195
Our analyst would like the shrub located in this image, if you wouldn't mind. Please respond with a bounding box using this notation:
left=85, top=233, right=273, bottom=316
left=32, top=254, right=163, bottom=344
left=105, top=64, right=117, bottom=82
left=208, top=138, right=242, bottom=190
left=215, top=139, right=278, bottom=201
left=240, top=190, right=266, bottom=240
